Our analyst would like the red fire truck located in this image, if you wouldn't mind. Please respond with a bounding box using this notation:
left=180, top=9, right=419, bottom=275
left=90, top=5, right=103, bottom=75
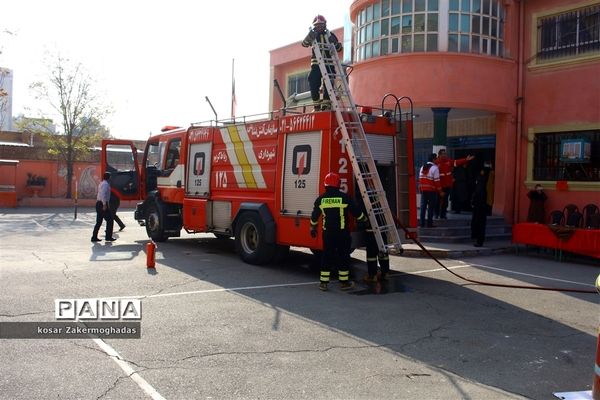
left=102, top=106, right=416, bottom=265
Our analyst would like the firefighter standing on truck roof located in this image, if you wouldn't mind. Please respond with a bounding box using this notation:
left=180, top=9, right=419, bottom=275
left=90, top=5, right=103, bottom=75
left=301, top=15, right=342, bottom=112
left=310, top=172, right=367, bottom=291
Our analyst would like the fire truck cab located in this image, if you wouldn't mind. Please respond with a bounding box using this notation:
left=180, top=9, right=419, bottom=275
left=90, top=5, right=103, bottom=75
left=102, top=109, right=416, bottom=265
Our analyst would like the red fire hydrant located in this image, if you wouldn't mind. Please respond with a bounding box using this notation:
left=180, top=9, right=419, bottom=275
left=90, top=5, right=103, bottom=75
left=146, top=241, right=156, bottom=269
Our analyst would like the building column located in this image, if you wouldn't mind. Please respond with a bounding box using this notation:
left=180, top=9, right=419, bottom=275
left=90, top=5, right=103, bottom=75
left=432, top=108, right=451, bottom=154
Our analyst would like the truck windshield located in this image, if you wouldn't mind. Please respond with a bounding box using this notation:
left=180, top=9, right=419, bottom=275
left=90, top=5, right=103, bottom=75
left=146, top=142, right=163, bottom=170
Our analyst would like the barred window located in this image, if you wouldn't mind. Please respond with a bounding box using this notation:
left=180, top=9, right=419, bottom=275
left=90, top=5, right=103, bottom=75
left=538, top=5, right=600, bottom=61
left=533, top=130, right=600, bottom=181
left=287, top=72, right=310, bottom=97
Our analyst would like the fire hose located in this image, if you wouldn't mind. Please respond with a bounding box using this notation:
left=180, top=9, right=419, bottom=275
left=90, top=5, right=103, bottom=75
left=394, top=221, right=598, bottom=295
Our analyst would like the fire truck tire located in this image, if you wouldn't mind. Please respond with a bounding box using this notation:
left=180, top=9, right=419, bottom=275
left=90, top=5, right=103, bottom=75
left=234, top=212, right=274, bottom=265
left=145, top=203, right=168, bottom=242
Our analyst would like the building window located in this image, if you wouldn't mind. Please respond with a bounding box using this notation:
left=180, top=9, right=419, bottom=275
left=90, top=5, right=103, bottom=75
left=356, top=0, right=439, bottom=61
left=448, top=0, right=504, bottom=56
left=533, top=130, right=600, bottom=181
left=355, top=0, right=504, bottom=61
left=537, top=5, right=600, bottom=61
left=287, top=72, right=310, bottom=97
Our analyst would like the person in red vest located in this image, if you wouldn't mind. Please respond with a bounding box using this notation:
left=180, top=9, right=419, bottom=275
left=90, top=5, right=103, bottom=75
left=435, top=149, right=474, bottom=219
left=419, top=153, right=443, bottom=228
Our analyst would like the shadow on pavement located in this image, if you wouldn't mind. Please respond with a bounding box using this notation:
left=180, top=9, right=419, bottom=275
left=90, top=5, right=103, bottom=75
left=133, top=236, right=596, bottom=399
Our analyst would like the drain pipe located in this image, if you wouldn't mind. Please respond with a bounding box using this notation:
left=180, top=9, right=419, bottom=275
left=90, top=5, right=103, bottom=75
left=513, top=0, right=525, bottom=224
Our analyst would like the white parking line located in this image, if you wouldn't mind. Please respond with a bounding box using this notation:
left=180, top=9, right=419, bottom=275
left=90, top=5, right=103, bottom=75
left=31, top=219, right=50, bottom=231
left=93, top=338, right=166, bottom=400
left=106, top=265, right=473, bottom=301
left=109, top=281, right=320, bottom=300
left=464, top=262, right=595, bottom=287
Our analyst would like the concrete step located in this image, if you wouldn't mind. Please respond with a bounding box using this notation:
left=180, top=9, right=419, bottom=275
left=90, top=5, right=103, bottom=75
left=418, top=215, right=507, bottom=226
left=416, top=214, right=513, bottom=244
left=400, top=239, right=514, bottom=258
left=418, top=225, right=511, bottom=236
left=417, top=232, right=513, bottom=244
left=349, top=240, right=514, bottom=262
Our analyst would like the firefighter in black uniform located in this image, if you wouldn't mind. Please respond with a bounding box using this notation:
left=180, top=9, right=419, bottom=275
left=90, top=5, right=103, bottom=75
left=357, top=190, right=396, bottom=284
left=310, top=172, right=366, bottom=291
left=301, top=15, right=342, bottom=111
left=363, top=223, right=391, bottom=284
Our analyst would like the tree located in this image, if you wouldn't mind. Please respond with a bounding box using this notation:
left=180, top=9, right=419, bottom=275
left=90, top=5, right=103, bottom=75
left=0, top=68, right=9, bottom=131
left=27, top=54, right=111, bottom=198
left=0, top=29, right=15, bottom=131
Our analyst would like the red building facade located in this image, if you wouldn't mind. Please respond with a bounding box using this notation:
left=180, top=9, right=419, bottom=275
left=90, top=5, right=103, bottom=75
left=270, top=0, right=600, bottom=223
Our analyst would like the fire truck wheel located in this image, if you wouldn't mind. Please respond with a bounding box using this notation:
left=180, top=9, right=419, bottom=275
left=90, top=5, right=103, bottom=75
left=145, top=203, right=168, bottom=242
left=234, top=212, right=274, bottom=265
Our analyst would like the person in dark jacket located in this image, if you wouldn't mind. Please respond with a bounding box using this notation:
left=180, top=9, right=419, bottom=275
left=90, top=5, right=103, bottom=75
left=451, top=164, right=469, bottom=213
left=470, top=165, right=491, bottom=247
left=362, top=224, right=390, bottom=284
left=310, top=172, right=366, bottom=291
left=526, top=184, right=548, bottom=223
left=109, top=193, right=125, bottom=232
left=301, top=15, right=342, bottom=111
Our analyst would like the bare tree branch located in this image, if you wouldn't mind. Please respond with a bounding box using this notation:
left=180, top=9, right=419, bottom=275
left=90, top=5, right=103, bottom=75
left=22, top=53, right=112, bottom=198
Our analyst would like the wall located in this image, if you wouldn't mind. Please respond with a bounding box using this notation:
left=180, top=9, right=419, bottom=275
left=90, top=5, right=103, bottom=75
left=517, top=0, right=600, bottom=222
left=15, top=159, right=100, bottom=200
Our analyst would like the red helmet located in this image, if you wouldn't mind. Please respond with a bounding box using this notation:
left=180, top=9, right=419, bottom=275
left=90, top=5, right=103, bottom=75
left=324, top=172, right=340, bottom=188
left=313, top=15, right=327, bottom=32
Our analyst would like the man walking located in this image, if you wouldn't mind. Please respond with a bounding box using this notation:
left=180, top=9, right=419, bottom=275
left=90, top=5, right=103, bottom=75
left=310, top=172, right=366, bottom=291
left=91, top=172, right=116, bottom=242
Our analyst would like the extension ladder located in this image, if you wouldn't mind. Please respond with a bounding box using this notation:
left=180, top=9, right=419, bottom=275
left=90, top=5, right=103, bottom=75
left=312, top=35, right=403, bottom=254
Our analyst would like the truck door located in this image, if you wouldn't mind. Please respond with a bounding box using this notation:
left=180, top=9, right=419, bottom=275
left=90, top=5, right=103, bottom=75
left=281, top=132, right=322, bottom=216
left=101, top=140, right=141, bottom=201
left=186, top=143, right=212, bottom=196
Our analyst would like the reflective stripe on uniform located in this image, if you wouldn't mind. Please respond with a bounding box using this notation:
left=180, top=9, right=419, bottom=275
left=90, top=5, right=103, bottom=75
left=319, top=197, right=349, bottom=230
left=338, top=270, right=349, bottom=281
left=320, top=271, right=331, bottom=282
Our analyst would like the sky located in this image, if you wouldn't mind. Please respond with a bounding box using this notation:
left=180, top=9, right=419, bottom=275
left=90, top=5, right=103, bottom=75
left=1, top=0, right=352, bottom=140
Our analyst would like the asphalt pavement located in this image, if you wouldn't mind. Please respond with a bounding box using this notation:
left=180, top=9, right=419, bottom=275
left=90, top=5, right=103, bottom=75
left=0, top=208, right=598, bottom=400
